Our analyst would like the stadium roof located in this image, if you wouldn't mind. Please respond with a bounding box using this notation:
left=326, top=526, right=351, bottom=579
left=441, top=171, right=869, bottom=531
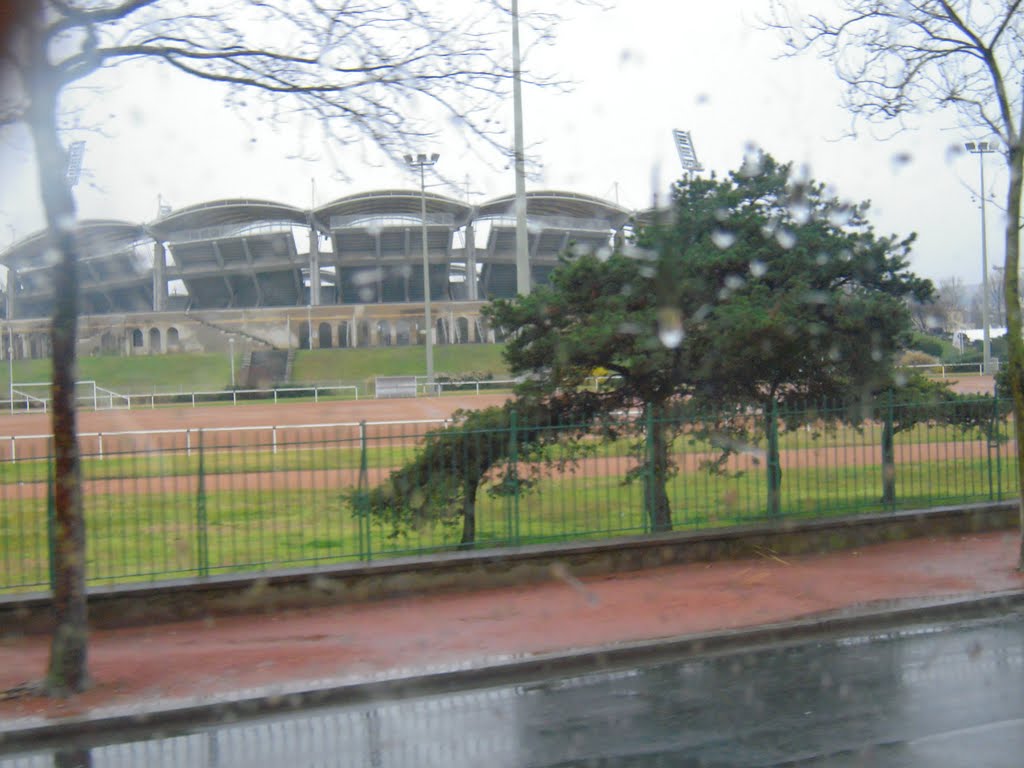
left=316, top=189, right=472, bottom=226
left=148, top=199, right=309, bottom=241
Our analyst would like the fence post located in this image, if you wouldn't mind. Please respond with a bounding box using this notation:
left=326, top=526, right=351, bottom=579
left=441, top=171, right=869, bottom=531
left=508, top=409, right=520, bottom=545
left=766, top=401, right=782, bottom=517
left=881, top=391, right=896, bottom=511
left=195, top=429, right=209, bottom=578
left=644, top=405, right=655, bottom=534
left=356, top=421, right=371, bottom=562
left=46, top=442, right=56, bottom=591
left=992, top=384, right=1002, bottom=501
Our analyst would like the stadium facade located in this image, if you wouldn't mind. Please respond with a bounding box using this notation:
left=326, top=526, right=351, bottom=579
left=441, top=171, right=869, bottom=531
left=0, top=190, right=630, bottom=362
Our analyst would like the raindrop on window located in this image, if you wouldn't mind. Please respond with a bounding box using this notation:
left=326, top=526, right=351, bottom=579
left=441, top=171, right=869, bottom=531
left=724, top=274, right=745, bottom=290
left=775, top=229, right=797, bottom=249
left=827, top=205, right=852, bottom=227
left=656, top=307, right=684, bottom=349
left=711, top=229, right=736, bottom=249
left=749, top=260, right=767, bottom=277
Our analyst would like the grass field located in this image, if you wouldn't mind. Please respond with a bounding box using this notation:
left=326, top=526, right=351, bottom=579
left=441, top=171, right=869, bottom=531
left=8, top=345, right=511, bottom=397
left=290, top=345, right=509, bottom=389
left=2, top=438, right=1015, bottom=591
left=9, top=353, right=235, bottom=395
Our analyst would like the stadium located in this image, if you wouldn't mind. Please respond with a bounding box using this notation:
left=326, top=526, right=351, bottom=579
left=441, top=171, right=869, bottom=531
left=0, top=189, right=631, bottom=373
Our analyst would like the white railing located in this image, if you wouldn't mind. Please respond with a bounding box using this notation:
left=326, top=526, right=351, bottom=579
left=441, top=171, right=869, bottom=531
left=1, top=384, right=360, bottom=414
left=2, top=417, right=450, bottom=463
left=414, top=378, right=520, bottom=397
left=904, top=362, right=996, bottom=378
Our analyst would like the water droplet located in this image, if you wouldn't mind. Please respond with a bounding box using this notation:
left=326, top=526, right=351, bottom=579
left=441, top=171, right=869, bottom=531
left=789, top=199, right=811, bottom=225
left=871, top=349, right=883, bottom=362
left=724, top=274, right=745, bottom=290
left=828, top=345, right=842, bottom=361
left=740, top=143, right=764, bottom=177
left=596, top=246, right=612, bottom=262
left=622, top=244, right=656, bottom=261
left=711, top=229, right=736, bottom=249
left=692, top=304, right=712, bottom=322
left=827, top=205, right=852, bottom=227
left=617, top=321, right=642, bottom=335
left=353, top=268, right=383, bottom=286
left=657, top=307, right=684, bottom=348
left=775, top=229, right=797, bottom=249
left=749, top=260, right=767, bottom=277
left=803, top=290, right=829, bottom=305
left=714, top=207, right=730, bottom=222
left=890, top=151, right=913, bottom=172
left=815, top=253, right=829, bottom=266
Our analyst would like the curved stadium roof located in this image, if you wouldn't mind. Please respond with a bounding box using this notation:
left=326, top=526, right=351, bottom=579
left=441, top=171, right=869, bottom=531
left=316, top=189, right=472, bottom=226
left=148, top=199, right=309, bottom=240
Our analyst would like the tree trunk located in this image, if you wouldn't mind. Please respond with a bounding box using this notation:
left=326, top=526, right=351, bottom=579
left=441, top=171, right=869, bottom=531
left=645, top=410, right=672, bottom=533
left=25, top=56, right=89, bottom=693
left=1002, top=143, right=1024, bottom=571
left=766, top=403, right=783, bottom=517
left=459, top=473, right=477, bottom=550
left=881, top=396, right=896, bottom=507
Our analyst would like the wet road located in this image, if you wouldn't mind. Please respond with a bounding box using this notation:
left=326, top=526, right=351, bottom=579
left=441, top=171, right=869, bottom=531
left=6, top=610, right=1024, bottom=767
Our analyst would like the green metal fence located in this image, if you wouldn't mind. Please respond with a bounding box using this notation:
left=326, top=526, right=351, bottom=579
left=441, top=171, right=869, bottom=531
left=0, top=395, right=1017, bottom=593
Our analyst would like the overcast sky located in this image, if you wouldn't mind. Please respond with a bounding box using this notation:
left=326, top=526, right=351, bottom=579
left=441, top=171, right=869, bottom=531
left=0, top=0, right=1009, bottom=288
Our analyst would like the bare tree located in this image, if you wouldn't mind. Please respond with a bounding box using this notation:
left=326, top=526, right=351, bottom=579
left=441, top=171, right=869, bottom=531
left=936, top=275, right=969, bottom=330
left=768, top=1, right=1024, bottom=568
left=0, top=0, right=566, bottom=695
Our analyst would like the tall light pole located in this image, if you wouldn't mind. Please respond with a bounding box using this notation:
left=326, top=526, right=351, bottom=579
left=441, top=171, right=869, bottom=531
left=6, top=326, right=13, bottom=415
left=405, top=152, right=440, bottom=389
left=228, top=336, right=236, bottom=388
left=512, top=0, right=530, bottom=296
left=965, top=140, right=998, bottom=374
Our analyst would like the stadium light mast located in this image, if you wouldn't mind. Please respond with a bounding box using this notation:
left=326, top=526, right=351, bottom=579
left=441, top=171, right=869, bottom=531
left=672, top=129, right=704, bottom=179
left=6, top=326, right=13, bottom=415
left=512, top=0, right=530, bottom=296
left=964, top=140, right=997, bottom=375
left=405, top=152, right=440, bottom=389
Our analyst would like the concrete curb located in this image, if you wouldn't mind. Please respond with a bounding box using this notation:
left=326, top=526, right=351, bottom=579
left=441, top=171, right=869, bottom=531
left=3, top=588, right=1023, bottom=754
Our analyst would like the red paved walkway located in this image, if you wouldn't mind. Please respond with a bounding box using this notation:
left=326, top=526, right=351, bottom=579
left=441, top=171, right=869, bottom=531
left=1, top=530, right=1022, bottom=722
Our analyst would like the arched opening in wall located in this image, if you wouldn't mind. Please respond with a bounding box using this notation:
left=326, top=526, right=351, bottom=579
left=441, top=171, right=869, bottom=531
left=298, top=322, right=310, bottom=351
left=29, top=336, right=39, bottom=358
left=148, top=328, right=161, bottom=354
left=411, top=320, right=424, bottom=346
left=456, top=317, right=471, bottom=344
left=376, top=320, right=392, bottom=346
left=435, top=318, right=448, bottom=345
left=318, top=322, right=332, bottom=349
left=395, top=320, right=411, bottom=345
left=99, top=332, right=114, bottom=354
left=338, top=322, right=350, bottom=349
left=357, top=321, right=371, bottom=348
left=132, top=328, right=144, bottom=348
left=167, top=327, right=180, bottom=350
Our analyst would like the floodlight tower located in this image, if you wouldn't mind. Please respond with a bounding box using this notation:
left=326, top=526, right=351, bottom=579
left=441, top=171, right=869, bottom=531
left=964, top=140, right=998, bottom=374
left=405, top=152, right=441, bottom=388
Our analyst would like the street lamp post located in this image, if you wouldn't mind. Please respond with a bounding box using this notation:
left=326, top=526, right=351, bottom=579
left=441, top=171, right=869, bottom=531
left=965, top=140, right=998, bottom=375
left=404, top=152, right=440, bottom=390
left=228, top=337, right=236, bottom=389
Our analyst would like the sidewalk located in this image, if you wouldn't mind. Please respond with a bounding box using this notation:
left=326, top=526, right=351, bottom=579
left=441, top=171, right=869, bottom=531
left=2, top=530, right=1023, bottom=730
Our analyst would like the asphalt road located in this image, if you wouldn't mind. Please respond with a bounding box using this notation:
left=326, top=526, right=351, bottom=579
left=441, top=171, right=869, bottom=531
left=7, top=610, right=1024, bottom=767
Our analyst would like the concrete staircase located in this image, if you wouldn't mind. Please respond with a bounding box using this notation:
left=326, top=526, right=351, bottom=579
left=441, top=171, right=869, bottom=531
left=189, top=312, right=276, bottom=349
left=244, top=349, right=289, bottom=388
